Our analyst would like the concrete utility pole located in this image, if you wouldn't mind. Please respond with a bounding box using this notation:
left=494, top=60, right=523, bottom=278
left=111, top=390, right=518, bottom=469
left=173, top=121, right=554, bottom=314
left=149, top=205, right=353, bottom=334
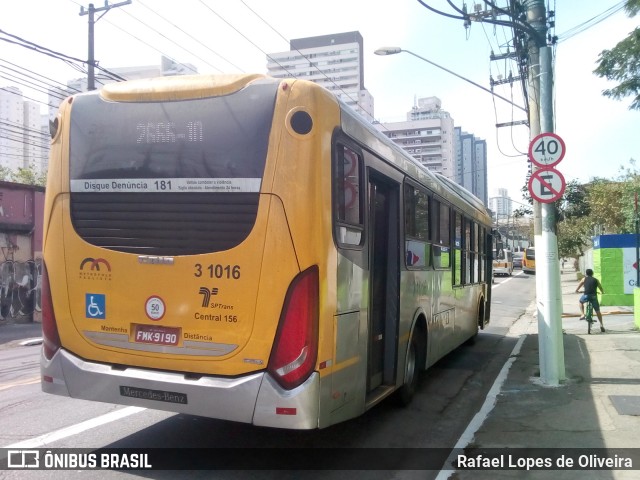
left=79, top=0, right=132, bottom=91
left=525, top=0, right=565, bottom=385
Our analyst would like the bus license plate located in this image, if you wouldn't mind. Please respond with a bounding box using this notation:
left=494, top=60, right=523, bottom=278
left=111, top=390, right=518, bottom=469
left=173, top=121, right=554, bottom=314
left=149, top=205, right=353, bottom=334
left=134, top=324, right=180, bottom=346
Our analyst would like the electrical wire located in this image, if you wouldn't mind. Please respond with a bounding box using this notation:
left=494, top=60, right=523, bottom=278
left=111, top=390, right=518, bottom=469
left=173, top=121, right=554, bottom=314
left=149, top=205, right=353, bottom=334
left=0, top=86, right=59, bottom=109
left=0, top=72, right=67, bottom=101
left=237, top=0, right=379, bottom=124
left=115, top=7, right=221, bottom=74
left=416, top=0, right=467, bottom=20
left=96, top=18, right=198, bottom=75
left=0, top=58, right=79, bottom=96
left=136, top=0, right=244, bottom=72
left=557, top=1, right=626, bottom=43
left=0, top=28, right=126, bottom=82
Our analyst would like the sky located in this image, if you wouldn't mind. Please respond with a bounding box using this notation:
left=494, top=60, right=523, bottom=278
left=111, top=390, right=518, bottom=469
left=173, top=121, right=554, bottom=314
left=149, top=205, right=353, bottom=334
left=2, top=0, right=638, bottom=204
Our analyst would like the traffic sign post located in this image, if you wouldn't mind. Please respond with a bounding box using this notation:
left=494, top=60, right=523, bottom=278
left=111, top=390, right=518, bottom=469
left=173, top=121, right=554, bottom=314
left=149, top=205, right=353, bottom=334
left=528, top=129, right=566, bottom=387
left=528, top=132, right=566, bottom=168
left=528, top=167, right=566, bottom=203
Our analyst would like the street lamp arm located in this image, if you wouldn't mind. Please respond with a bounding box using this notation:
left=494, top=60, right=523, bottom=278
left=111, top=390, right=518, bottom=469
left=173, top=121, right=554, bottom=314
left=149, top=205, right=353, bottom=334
left=374, top=47, right=526, bottom=112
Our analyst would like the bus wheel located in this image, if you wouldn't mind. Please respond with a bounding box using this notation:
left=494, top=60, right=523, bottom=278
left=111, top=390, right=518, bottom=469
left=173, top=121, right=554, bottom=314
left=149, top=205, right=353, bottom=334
left=466, top=301, right=483, bottom=345
left=397, top=334, right=420, bottom=406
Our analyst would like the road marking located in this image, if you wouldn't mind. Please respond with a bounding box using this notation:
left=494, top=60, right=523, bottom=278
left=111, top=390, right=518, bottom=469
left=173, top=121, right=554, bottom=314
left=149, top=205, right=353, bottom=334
left=491, top=271, right=523, bottom=289
left=3, top=406, right=146, bottom=448
left=435, top=333, right=527, bottom=480
left=0, top=375, right=41, bottom=392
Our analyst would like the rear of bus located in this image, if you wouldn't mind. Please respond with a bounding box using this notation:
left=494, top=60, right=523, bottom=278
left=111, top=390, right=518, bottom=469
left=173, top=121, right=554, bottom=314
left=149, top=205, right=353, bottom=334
left=523, top=247, right=536, bottom=274
left=41, top=74, right=339, bottom=429
left=492, top=249, right=513, bottom=276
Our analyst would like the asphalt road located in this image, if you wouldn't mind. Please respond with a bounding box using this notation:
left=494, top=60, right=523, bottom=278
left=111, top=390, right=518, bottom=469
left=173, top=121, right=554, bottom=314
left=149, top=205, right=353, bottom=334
left=0, top=271, right=535, bottom=479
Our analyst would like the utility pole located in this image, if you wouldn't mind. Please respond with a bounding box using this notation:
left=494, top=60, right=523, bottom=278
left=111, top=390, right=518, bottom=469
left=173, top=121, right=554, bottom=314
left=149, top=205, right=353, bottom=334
left=419, top=0, right=563, bottom=383
left=79, top=0, right=132, bottom=91
left=525, top=0, right=565, bottom=385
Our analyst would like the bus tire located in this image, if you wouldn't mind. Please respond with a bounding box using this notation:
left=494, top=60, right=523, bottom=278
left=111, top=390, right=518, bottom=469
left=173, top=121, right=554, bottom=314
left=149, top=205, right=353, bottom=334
left=397, top=333, right=420, bottom=406
left=466, top=300, right=484, bottom=345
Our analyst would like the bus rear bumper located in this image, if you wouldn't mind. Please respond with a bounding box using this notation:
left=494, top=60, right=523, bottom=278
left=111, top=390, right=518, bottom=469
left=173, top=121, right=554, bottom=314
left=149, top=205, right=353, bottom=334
left=41, top=348, right=319, bottom=429
left=493, top=267, right=511, bottom=276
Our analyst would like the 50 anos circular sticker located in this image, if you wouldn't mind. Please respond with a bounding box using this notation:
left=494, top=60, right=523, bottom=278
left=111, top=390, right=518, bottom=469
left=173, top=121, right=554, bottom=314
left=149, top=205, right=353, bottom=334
left=145, top=296, right=166, bottom=321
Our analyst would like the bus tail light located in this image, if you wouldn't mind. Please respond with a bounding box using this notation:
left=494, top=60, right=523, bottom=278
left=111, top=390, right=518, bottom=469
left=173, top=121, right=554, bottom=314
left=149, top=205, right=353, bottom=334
left=268, top=266, right=319, bottom=390
left=41, top=261, right=61, bottom=360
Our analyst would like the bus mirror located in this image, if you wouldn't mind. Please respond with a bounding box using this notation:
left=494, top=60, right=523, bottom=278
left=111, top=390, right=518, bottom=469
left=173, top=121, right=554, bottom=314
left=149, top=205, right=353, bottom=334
left=49, top=117, right=59, bottom=139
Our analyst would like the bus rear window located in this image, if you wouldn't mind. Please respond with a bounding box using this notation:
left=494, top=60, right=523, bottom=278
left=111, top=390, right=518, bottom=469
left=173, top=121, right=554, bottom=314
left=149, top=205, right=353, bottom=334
left=69, top=79, right=279, bottom=193
left=334, top=144, right=363, bottom=246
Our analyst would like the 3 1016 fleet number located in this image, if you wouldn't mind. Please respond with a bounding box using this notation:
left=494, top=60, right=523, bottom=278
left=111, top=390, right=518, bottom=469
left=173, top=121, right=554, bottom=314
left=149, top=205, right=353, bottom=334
left=194, top=264, right=241, bottom=279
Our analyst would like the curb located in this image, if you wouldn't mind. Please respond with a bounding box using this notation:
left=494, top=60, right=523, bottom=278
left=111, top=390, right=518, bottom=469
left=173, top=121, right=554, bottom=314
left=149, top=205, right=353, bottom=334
left=561, top=310, right=634, bottom=318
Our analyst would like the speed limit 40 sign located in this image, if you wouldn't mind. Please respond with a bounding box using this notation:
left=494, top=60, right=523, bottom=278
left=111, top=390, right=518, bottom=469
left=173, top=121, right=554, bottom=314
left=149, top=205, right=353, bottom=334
left=528, top=132, right=566, bottom=167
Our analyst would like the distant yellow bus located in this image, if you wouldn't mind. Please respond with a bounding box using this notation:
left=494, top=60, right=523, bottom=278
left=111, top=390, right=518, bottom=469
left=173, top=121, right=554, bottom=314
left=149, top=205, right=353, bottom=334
left=41, top=74, right=493, bottom=429
left=523, top=247, right=536, bottom=274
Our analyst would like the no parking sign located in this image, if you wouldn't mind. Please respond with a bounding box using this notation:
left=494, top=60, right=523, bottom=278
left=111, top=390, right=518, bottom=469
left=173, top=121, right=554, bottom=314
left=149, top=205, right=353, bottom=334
left=528, top=167, right=566, bottom=203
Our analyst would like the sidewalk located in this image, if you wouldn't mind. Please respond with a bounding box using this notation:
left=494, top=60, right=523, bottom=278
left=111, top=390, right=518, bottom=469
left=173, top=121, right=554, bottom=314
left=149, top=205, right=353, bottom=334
left=0, top=321, right=42, bottom=349
left=452, top=267, right=640, bottom=479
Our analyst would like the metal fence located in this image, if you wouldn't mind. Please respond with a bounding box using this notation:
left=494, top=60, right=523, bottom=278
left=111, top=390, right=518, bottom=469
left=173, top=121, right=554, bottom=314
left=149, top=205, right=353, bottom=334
left=0, top=259, right=42, bottom=321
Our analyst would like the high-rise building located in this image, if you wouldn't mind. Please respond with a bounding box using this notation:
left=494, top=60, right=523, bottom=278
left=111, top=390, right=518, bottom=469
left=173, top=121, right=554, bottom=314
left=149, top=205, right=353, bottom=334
left=489, top=188, right=512, bottom=220
left=454, top=127, right=488, bottom=205
left=375, top=97, right=455, bottom=177
left=0, top=87, right=48, bottom=175
left=266, top=31, right=374, bottom=122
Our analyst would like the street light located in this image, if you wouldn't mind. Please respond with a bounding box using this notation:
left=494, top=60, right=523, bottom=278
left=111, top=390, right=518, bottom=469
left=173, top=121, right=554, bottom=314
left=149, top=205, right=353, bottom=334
left=374, top=47, right=526, bottom=112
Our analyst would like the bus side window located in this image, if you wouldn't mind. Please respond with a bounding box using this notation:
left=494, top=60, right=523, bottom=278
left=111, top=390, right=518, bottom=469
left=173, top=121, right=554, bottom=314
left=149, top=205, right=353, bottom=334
left=404, top=183, right=431, bottom=269
left=465, top=219, right=474, bottom=284
left=433, top=199, right=451, bottom=269
left=454, top=211, right=463, bottom=286
left=478, top=226, right=485, bottom=281
left=471, top=221, right=479, bottom=284
left=334, top=144, right=364, bottom=246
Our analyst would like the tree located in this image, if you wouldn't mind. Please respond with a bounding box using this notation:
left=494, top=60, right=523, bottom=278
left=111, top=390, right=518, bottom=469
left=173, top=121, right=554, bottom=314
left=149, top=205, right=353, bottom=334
left=0, top=165, right=12, bottom=182
left=0, top=163, right=46, bottom=187
left=11, top=165, right=47, bottom=186
left=557, top=216, right=591, bottom=258
left=593, top=0, right=640, bottom=109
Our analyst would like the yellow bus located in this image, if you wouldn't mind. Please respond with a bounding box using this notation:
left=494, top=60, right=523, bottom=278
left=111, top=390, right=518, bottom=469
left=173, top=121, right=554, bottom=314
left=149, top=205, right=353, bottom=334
left=523, top=247, right=536, bottom=274
left=41, top=74, right=493, bottom=429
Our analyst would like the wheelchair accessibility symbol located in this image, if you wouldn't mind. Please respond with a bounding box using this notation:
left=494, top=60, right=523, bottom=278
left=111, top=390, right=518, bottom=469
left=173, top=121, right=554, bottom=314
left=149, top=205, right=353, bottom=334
left=86, top=293, right=106, bottom=319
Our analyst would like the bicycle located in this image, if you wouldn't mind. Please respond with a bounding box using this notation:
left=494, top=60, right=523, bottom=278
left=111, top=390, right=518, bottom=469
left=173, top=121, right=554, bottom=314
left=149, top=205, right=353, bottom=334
left=579, top=291, right=599, bottom=334
left=585, top=296, right=595, bottom=334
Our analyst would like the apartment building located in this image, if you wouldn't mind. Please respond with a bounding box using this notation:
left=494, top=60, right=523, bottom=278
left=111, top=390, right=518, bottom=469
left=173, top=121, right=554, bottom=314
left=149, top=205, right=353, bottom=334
left=376, top=97, right=455, bottom=177
left=0, top=87, right=48, bottom=175
left=454, top=126, right=488, bottom=205
left=266, top=31, right=375, bottom=122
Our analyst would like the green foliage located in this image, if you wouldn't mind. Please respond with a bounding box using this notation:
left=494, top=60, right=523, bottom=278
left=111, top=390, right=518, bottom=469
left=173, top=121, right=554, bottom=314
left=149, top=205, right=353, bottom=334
left=557, top=217, right=591, bottom=258
left=555, top=159, right=640, bottom=257
left=0, top=164, right=47, bottom=187
left=12, top=166, right=47, bottom=186
left=616, top=160, right=640, bottom=231
left=593, top=0, right=640, bottom=109
left=0, top=165, right=13, bottom=182
left=557, top=180, right=589, bottom=220
left=513, top=183, right=532, bottom=218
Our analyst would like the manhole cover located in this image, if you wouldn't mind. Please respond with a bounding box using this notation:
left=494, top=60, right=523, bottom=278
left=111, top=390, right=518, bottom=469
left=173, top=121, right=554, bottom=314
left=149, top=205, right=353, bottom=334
left=609, top=395, right=640, bottom=416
